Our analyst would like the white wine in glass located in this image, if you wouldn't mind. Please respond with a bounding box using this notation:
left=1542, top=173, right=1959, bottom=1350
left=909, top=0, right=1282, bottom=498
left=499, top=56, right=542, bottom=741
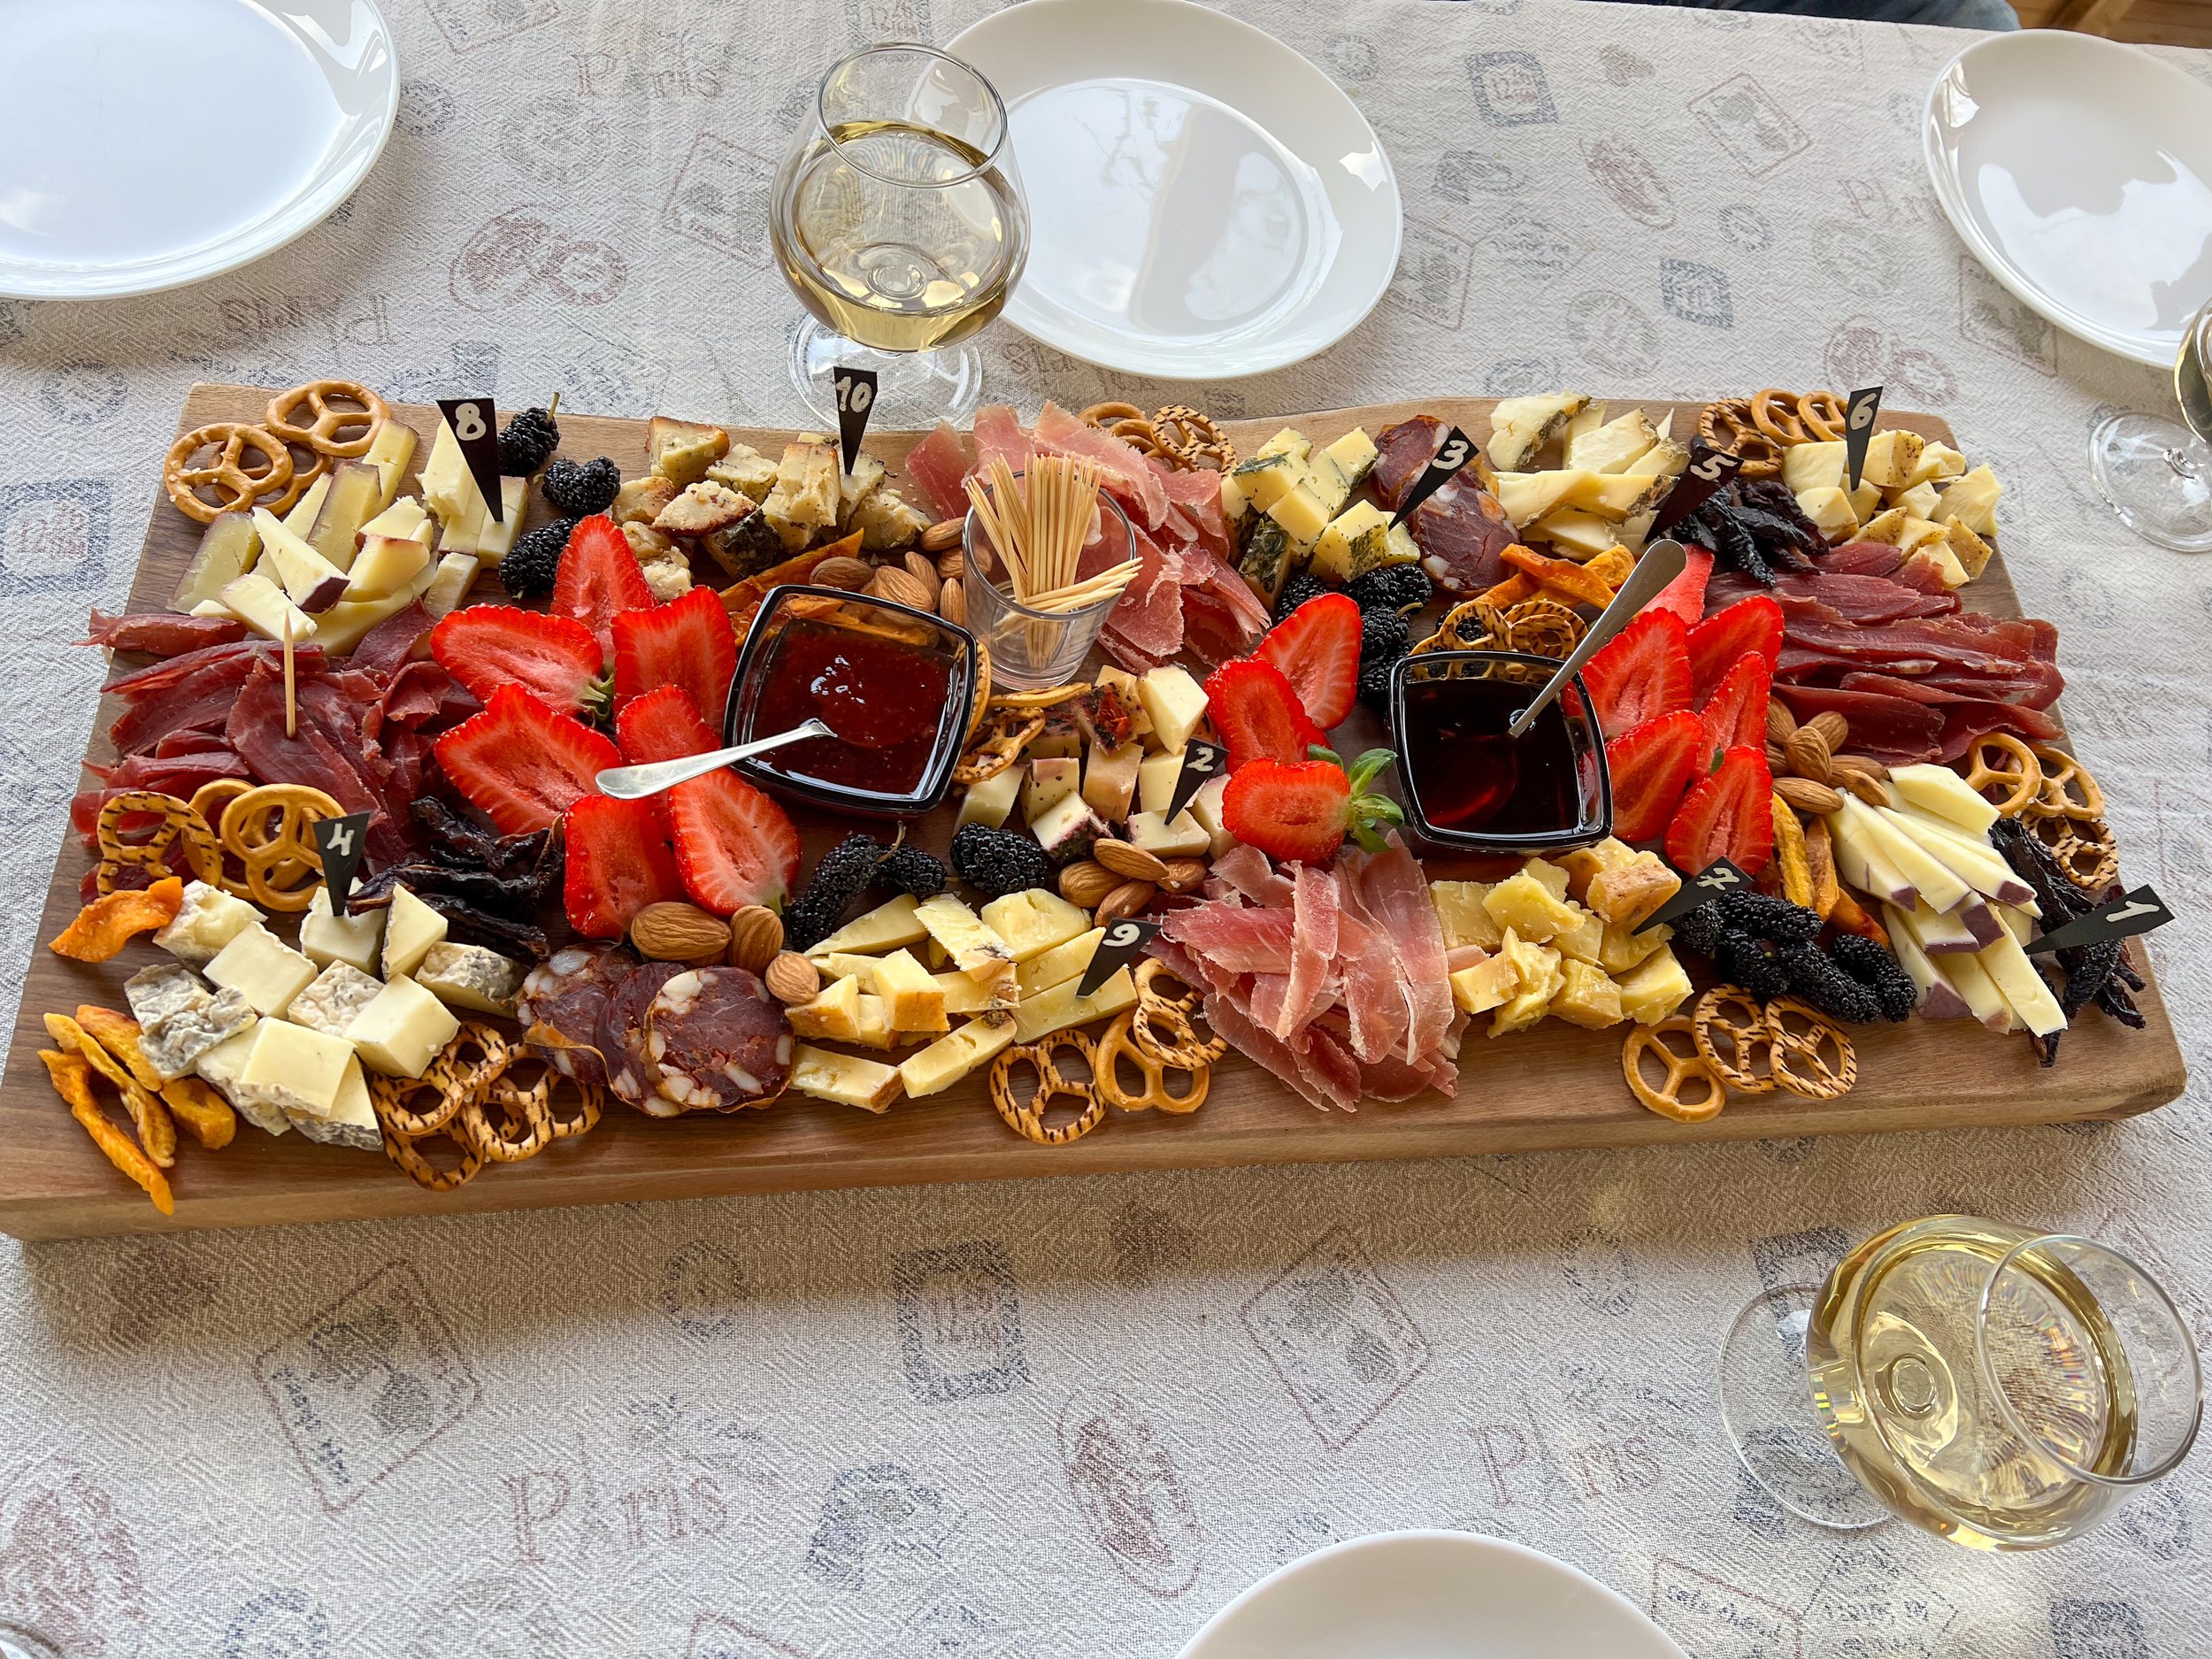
left=2087, top=295, right=2212, bottom=552
left=1721, top=1217, right=2200, bottom=1549
left=771, top=45, right=1027, bottom=427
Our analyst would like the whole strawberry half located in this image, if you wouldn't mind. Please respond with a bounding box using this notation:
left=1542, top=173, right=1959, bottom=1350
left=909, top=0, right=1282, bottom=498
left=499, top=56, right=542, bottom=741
left=553, top=513, right=656, bottom=665
left=433, top=683, right=620, bottom=835
left=665, top=770, right=803, bottom=912
left=615, top=683, right=720, bottom=764
left=1665, top=744, right=1774, bottom=877
left=1221, top=746, right=1402, bottom=865
left=612, top=584, right=737, bottom=730
left=1256, top=591, right=1362, bottom=729
left=430, top=604, right=608, bottom=717
left=563, top=793, right=683, bottom=938
left=1203, top=657, right=1327, bottom=770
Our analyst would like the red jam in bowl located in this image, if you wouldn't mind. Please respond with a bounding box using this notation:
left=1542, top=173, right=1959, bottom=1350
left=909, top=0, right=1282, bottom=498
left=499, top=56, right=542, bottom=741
left=749, top=618, right=955, bottom=797
left=1400, top=673, right=1597, bottom=844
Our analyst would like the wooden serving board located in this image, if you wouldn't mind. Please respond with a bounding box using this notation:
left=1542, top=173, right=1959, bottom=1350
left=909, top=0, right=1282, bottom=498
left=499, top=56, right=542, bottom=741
left=0, top=387, right=2185, bottom=1240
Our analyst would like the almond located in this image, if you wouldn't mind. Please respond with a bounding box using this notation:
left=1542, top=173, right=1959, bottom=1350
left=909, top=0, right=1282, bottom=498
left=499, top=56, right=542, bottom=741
left=813, top=555, right=872, bottom=591
left=1841, top=772, right=1893, bottom=808
left=1093, top=837, right=1170, bottom=884
left=1058, top=859, right=1119, bottom=908
left=936, top=547, right=964, bottom=581
left=1830, top=752, right=1891, bottom=784
left=920, top=518, right=964, bottom=554
left=1806, top=710, right=1850, bottom=751
left=1765, top=744, right=1787, bottom=772
left=1094, top=879, right=1156, bottom=926
left=938, top=578, right=966, bottom=627
left=1157, top=856, right=1209, bottom=895
left=727, top=905, right=784, bottom=974
left=1774, top=776, right=1846, bottom=816
left=633, top=901, right=733, bottom=962
left=764, top=950, right=820, bottom=1005
left=869, top=566, right=934, bottom=611
left=1783, top=726, right=1834, bottom=785
left=1765, top=700, right=1798, bottom=745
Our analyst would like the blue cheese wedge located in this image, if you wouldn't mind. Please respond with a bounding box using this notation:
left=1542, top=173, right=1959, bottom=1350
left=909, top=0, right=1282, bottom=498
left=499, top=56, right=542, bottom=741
left=381, top=885, right=447, bottom=979
left=153, top=880, right=265, bottom=968
left=235, top=1019, right=356, bottom=1127
left=301, top=883, right=386, bottom=975
left=204, top=926, right=318, bottom=1018
left=124, top=962, right=257, bottom=1079
left=192, top=1023, right=281, bottom=1134
left=415, top=941, right=525, bottom=1016
left=288, top=963, right=386, bottom=1040
left=346, top=975, right=460, bottom=1079
left=295, top=1055, right=382, bottom=1150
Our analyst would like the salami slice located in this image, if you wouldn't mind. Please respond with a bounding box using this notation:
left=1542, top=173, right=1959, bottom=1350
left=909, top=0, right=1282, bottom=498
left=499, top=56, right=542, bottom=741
left=597, top=960, right=687, bottom=1113
left=516, top=944, right=636, bottom=1087
left=642, top=967, right=794, bottom=1114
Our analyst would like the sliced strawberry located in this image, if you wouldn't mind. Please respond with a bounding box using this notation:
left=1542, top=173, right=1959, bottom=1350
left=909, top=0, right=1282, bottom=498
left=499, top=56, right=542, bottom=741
left=1256, top=592, right=1362, bottom=728
left=615, top=683, right=720, bottom=764
left=665, top=769, right=803, bottom=912
left=1686, top=595, right=1784, bottom=706
left=1578, top=608, right=1691, bottom=741
left=432, top=684, right=621, bottom=835
left=612, top=584, right=737, bottom=729
left=1203, top=657, right=1328, bottom=770
left=430, top=604, right=607, bottom=716
left=1645, top=546, right=1713, bottom=624
left=1221, top=747, right=1402, bottom=866
left=1695, top=650, right=1773, bottom=767
left=1665, top=744, right=1775, bottom=877
left=553, top=514, right=656, bottom=665
left=1604, top=710, right=1702, bottom=841
left=562, top=793, right=683, bottom=938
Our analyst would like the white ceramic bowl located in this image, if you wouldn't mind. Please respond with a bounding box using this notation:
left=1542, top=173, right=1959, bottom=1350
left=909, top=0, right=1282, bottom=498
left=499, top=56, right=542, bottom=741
left=1176, top=1530, right=1691, bottom=1659
left=947, top=0, right=1401, bottom=380
left=1924, top=30, right=2212, bottom=368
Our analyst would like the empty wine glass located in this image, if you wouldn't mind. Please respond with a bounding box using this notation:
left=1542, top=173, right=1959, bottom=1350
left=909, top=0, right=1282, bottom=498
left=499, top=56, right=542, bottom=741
left=2088, top=296, right=2212, bottom=552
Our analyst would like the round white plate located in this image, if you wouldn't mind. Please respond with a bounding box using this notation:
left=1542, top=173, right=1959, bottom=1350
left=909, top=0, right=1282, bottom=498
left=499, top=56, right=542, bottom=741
left=1924, top=30, right=2212, bottom=369
left=947, top=0, right=1401, bottom=380
left=1176, top=1531, right=1691, bottom=1659
left=0, top=0, right=397, bottom=301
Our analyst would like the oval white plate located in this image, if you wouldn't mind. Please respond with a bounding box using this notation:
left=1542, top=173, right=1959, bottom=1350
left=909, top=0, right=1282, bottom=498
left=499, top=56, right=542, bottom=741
left=1924, top=30, right=2212, bottom=368
left=0, top=0, right=397, bottom=301
left=1177, top=1531, right=1691, bottom=1659
left=947, top=0, right=1401, bottom=380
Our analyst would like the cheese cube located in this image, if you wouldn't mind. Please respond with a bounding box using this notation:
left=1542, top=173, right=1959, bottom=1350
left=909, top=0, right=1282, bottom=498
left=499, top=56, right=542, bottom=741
left=1552, top=908, right=1605, bottom=967
left=1083, top=741, right=1144, bottom=821
left=1032, top=793, right=1108, bottom=864
left=851, top=994, right=903, bottom=1048
left=1432, top=881, right=1503, bottom=951
left=1265, top=480, right=1332, bottom=545
left=1011, top=967, right=1137, bottom=1043
left=124, top=962, right=256, bottom=1079
left=1319, top=426, right=1379, bottom=490
left=296, top=1055, right=382, bottom=1150
left=1944, top=518, right=1994, bottom=582
left=1187, top=772, right=1233, bottom=856
left=358, top=495, right=433, bottom=544
left=360, top=421, right=418, bottom=509
left=1781, top=441, right=1846, bottom=495
left=649, top=417, right=732, bottom=486
left=707, top=442, right=780, bottom=500
left=1450, top=953, right=1517, bottom=1015
left=205, top=926, right=317, bottom=1018
left=235, top=1019, right=356, bottom=1124
left=1494, top=470, right=1594, bottom=526
left=775, top=439, right=840, bottom=529
left=1018, top=928, right=1102, bottom=999
left=436, top=476, right=529, bottom=562
left=958, top=767, right=1024, bottom=831
left=345, top=975, right=460, bottom=1079
left=420, top=552, right=481, bottom=618
left=1231, top=451, right=1304, bottom=513
left=1615, top=949, right=1694, bottom=1024
left=1024, top=757, right=1080, bottom=825
left=1126, top=810, right=1210, bottom=857
left=869, top=949, right=946, bottom=1032
left=302, top=883, right=386, bottom=975
left=1548, top=959, right=1624, bottom=1028
left=420, top=419, right=470, bottom=521
left=1932, top=465, right=2001, bottom=537
left=1483, top=872, right=1584, bottom=942
left=218, top=570, right=318, bottom=643
left=790, top=1045, right=903, bottom=1113
left=787, top=974, right=865, bottom=1043
left=288, top=963, right=385, bottom=1040
left=806, top=895, right=926, bottom=958
left=154, top=880, right=265, bottom=967
left=191, top=1022, right=282, bottom=1135
left=1526, top=509, right=1617, bottom=560
left=381, top=885, right=447, bottom=979
left=1136, top=667, right=1209, bottom=755
left=1860, top=428, right=1925, bottom=490
left=345, top=533, right=432, bottom=600
left=897, top=1012, right=1018, bottom=1098
left=1599, top=919, right=1671, bottom=977
left=415, top=942, right=526, bottom=1016
left=1585, top=853, right=1679, bottom=928
left=1891, top=480, right=1940, bottom=520
left=979, top=889, right=1091, bottom=964
left=1136, top=750, right=1184, bottom=818
left=253, top=508, right=350, bottom=611
left=1795, top=487, right=1860, bottom=543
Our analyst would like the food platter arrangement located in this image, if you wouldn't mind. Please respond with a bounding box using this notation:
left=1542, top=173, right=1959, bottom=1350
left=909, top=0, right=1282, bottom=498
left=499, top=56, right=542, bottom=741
left=0, top=375, right=2184, bottom=1239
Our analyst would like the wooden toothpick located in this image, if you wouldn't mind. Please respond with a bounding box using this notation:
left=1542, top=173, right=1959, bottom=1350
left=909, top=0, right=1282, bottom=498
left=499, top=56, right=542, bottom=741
left=281, top=612, right=297, bottom=739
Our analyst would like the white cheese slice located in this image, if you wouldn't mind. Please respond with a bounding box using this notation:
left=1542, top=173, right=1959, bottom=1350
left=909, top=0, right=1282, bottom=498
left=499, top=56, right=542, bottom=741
left=235, top=1018, right=356, bottom=1125
left=381, top=885, right=447, bottom=980
left=192, top=1022, right=284, bottom=1134
left=152, top=880, right=265, bottom=968
left=204, top=925, right=318, bottom=1018
left=252, top=508, right=351, bottom=612
left=361, top=420, right=418, bottom=509
left=346, top=975, right=460, bottom=1079
left=218, top=569, right=318, bottom=644
left=301, top=883, right=386, bottom=976
left=419, top=551, right=482, bottom=618
left=790, top=1045, right=902, bottom=1112
left=1136, top=667, right=1207, bottom=754
left=124, top=962, right=257, bottom=1080
left=415, top=941, right=525, bottom=1016
left=897, top=1012, right=1018, bottom=1098
left=345, top=534, right=432, bottom=600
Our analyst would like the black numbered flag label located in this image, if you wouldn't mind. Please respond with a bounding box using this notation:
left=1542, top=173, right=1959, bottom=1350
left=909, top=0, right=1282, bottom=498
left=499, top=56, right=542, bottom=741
left=436, top=396, right=505, bottom=523
left=1637, top=857, right=1752, bottom=933
left=1389, top=426, right=1476, bottom=527
left=1843, top=385, right=1883, bottom=492
left=312, top=811, right=373, bottom=905
left=833, top=365, right=878, bottom=477
left=1166, top=739, right=1226, bottom=824
left=1651, top=442, right=1741, bottom=535
left=1078, top=918, right=1161, bottom=999
left=2024, top=886, right=2173, bottom=957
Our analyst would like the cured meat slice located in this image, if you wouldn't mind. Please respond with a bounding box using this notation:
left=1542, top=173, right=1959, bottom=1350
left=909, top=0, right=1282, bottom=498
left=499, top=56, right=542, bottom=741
left=84, top=611, right=246, bottom=653
left=1160, top=904, right=1294, bottom=975
left=1371, top=417, right=1519, bottom=596
left=1816, top=541, right=1907, bottom=577
left=596, top=960, right=688, bottom=1110
left=1706, top=571, right=1959, bottom=625
left=227, top=663, right=411, bottom=863
left=1034, top=401, right=1168, bottom=529
left=104, top=640, right=275, bottom=699
left=517, top=944, right=638, bottom=1088
left=349, top=603, right=436, bottom=677
left=904, top=422, right=972, bottom=520
left=1836, top=671, right=2062, bottom=759
left=1773, top=685, right=1943, bottom=762
left=1153, top=940, right=1350, bottom=1112
left=1100, top=526, right=1183, bottom=672
left=1345, top=833, right=1454, bottom=1063
left=1153, top=463, right=1228, bottom=556
left=1206, top=844, right=1293, bottom=908
left=643, top=967, right=794, bottom=1115
left=1277, top=864, right=1339, bottom=1040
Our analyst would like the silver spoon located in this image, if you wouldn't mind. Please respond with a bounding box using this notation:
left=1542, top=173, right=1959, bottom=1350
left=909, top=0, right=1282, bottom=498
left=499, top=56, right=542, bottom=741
left=1508, top=538, right=1690, bottom=739
left=594, top=718, right=834, bottom=799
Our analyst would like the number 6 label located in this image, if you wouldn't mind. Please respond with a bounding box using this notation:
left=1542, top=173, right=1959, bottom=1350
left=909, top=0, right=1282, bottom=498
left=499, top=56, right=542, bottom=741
left=1078, top=917, right=1161, bottom=998
left=1843, top=385, right=1883, bottom=491
left=832, top=365, right=879, bottom=474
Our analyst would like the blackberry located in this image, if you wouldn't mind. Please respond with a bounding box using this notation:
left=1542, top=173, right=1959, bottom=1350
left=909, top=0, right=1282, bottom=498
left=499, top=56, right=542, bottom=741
left=1830, top=934, right=1918, bottom=1022
left=1720, top=931, right=1790, bottom=999
left=949, top=823, right=1051, bottom=899
left=1670, top=901, right=1725, bottom=959
left=498, top=406, right=562, bottom=476
left=498, top=516, right=577, bottom=600
left=1275, top=572, right=1327, bottom=620
left=542, top=456, right=621, bottom=517
left=784, top=833, right=889, bottom=949
left=1356, top=656, right=1398, bottom=718
left=1719, top=890, right=1821, bottom=943
left=1778, top=942, right=1881, bottom=1023
left=1359, top=609, right=1409, bottom=664
left=1347, top=562, right=1432, bottom=615
left=877, top=844, right=947, bottom=899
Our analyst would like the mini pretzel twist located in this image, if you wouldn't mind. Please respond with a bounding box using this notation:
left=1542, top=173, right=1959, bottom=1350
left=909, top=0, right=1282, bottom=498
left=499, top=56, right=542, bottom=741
left=1795, top=390, right=1849, bottom=442
left=163, top=421, right=300, bottom=523
left=1692, top=986, right=1778, bottom=1095
left=457, top=1072, right=556, bottom=1163
left=496, top=1054, right=604, bottom=1140
left=1765, top=997, right=1858, bottom=1099
left=265, top=379, right=389, bottom=458
left=1149, top=404, right=1239, bottom=472
left=1079, top=402, right=1164, bottom=457
left=95, top=791, right=223, bottom=896
left=370, top=1071, right=468, bottom=1140
left=1500, top=597, right=1586, bottom=661
left=217, top=784, right=346, bottom=910
left=1748, top=388, right=1810, bottom=447
left=1697, top=398, right=1782, bottom=478
left=1621, top=1018, right=1728, bottom=1123
left=1132, top=959, right=1226, bottom=1069
left=1095, top=1010, right=1210, bottom=1114
left=2026, top=744, right=2104, bottom=822
left=378, top=1121, right=484, bottom=1193
left=1962, top=732, right=2042, bottom=817
left=990, top=1029, right=1106, bottom=1146
left=2030, top=813, right=2120, bottom=894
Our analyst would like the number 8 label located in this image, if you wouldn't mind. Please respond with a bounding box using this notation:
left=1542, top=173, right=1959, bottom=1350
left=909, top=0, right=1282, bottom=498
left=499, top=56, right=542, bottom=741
left=451, top=401, right=486, bottom=442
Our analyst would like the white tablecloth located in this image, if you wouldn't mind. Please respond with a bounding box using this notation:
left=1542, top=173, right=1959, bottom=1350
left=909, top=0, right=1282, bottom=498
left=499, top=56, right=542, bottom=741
left=2, top=2, right=2208, bottom=1653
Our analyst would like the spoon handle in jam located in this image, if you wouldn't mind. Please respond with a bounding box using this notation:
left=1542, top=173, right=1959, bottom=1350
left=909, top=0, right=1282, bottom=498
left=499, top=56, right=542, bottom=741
left=593, top=718, right=836, bottom=799
left=1507, top=539, right=1688, bottom=740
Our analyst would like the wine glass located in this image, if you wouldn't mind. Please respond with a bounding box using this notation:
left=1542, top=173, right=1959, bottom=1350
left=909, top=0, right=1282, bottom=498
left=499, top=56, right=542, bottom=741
left=1718, top=1217, right=2201, bottom=1549
left=2087, top=295, right=2212, bottom=552
left=769, top=43, right=1028, bottom=429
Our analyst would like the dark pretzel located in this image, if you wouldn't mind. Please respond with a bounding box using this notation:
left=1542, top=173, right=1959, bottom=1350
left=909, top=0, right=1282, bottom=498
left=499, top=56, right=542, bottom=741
left=96, top=791, right=223, bottom=896
left=1697, top=399, right=1782, bottom=478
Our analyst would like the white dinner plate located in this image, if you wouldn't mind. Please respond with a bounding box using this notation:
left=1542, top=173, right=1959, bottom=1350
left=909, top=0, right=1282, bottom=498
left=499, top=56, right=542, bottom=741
left=947, top=0, right=1401, bottom=380
left=1924, top=30, right=2212, bottom=369
left=0, top=0, right=397, bottom=301
left=1176, top=1531, right=1691, bottom=1659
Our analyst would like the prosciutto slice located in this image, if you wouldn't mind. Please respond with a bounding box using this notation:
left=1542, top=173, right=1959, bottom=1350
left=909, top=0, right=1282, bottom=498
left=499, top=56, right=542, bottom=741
left=1774, top=685, right=1944, bottom=761
left=1033, top=401, right=1168, bottom=530
left=904, top=422, right=972, bottom=520
left=1345, top=833, right=1454, bottom=1063
left=1837, top=671, right=2062, bottom=760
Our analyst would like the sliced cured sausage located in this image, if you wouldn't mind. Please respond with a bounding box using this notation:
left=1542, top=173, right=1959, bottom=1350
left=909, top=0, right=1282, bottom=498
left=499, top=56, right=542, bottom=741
left=642, top=967, right=794, bottom=1114
left=596, top=959, right=687, bottom=1112
left=516, top=944, right=636, bottom=1087
left=1373, top=416, right=1519, bottom=596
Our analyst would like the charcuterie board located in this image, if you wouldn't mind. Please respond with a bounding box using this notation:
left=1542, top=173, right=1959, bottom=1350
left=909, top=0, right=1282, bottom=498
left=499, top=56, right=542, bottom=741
left=0, top=385, right=2184, bottom=1240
